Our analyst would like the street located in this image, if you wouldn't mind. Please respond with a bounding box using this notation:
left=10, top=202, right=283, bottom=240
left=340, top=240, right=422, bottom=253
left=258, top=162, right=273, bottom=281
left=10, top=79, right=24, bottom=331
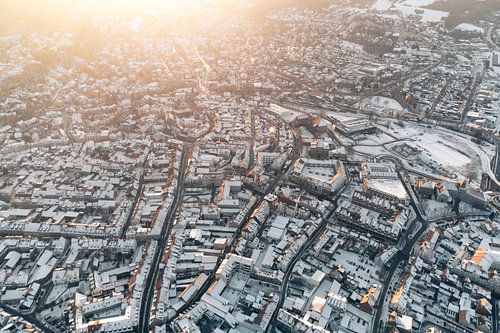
left=138, top=143, right=190, bottom=333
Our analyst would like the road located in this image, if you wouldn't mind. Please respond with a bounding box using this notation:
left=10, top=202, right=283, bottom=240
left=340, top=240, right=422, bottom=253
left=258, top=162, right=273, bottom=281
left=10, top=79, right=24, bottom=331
left=174, top=152, right=297, bottom=318
left=460, top=65, right=485, bottom=123
left=0, top=303, right=57, bottom=333
left=138, top=111, right=217, bottom=330
left=371, top=155, right=491, bottom=333
left=120, top=152, right=148, bottom=238
left=486, top=25, right=500, bottom=51
left=371, top=214, right=425, bottom=333
left=274, top=50, right=497, bottom=333
left=476, top=144, right=500, bottom=188
left=266, top=213, right=331, bottom=333
left=267, top=185, right=347, bottom=333
left=427, top=74, right=453, bottom=118
left=277, top=98, right=494, bottom=331
left=249, top=108, right=256, bottom=169
left=492, top=292, right=499, bottom=333
left=350, top=54, right=453, bottom=105
left=372, top=154, right=429, bottom=333
left=138, top=143, right=190, bottom=333
left=0, top=279, right=60, bottom=332
left=174, top=113, right=301, bottom=319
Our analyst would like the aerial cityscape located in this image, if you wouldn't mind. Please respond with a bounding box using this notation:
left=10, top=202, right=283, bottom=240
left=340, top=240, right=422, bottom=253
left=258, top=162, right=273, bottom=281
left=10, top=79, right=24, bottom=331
left=0, top=0, right=499, bottom=332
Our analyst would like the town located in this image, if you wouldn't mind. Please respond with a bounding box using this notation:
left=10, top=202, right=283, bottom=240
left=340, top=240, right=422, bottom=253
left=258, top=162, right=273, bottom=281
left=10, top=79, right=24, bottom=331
left=0, top=0, right=499, bottom=333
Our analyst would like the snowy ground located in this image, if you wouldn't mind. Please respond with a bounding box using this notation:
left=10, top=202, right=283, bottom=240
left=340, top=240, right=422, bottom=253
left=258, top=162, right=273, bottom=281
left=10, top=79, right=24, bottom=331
left=353, top=145, right=388, bottom=156
left=421, top=200, right=453, bottom=219
left=331, top=249, right=381, bottom=289
left=371, top=0, right=392, bottom=11
left=401, top=0, right=436, bottom=6
left=402, top=124, right=494, bottom=180
left=351, top=120, right=494, bottom=183
left=370, top=0, right=448, bottom=23
left=45, top=284, right=68, bottom=304
left=417, top=136, right=472, bottom=169
left=421, top=199, right=484, bottom=219
left=267, top=103, right=303, bottom=123
left=354, top=96, right=404, bottom=114
left=354, top=131, right=394, bottom=145
left=393, top=3, right=448, bottom=22
left=454, top=23, right=484, bottom=34
left=341, top=40, right=365, bottom=51
left=326, top=111, right=362, bottom=123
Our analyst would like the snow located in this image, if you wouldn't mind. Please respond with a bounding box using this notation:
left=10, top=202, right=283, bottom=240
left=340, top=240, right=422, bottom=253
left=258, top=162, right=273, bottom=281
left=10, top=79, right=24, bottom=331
left=44, top=285, right=68, bottom=304
left=419, top=136, right=471, bottom=168
left=370, top=0, right=448, bottom=23
left=353, top=145, right=388, bottom=156
left=371, top=0, right=392, bottom=11
left=392, top=3, right=448, bottom=22
left=454, top=23, right=485, bottom=34
left=356, top=96, right=404, bottom=113
left=355, top=132, right=394, bottom=145
left=267, top=103, right=302, bottom=123
left=388, top=122, right=493, bottom=182
left=332, top=249, right=381, bottom=286
left=368, top=179, right=408, bottom=200
left=352, top=119, right=495, bottom=183
left=341, top=40, right=365, bottom=51
left=337, top=7, right=368, bottom=14
left=403, top=130, right=473, bottom=179
left=401, top=0, right=435, bottom=6
left=326, top=112, right=362, bottom=122
left=421, top=200, right=453, bottom=218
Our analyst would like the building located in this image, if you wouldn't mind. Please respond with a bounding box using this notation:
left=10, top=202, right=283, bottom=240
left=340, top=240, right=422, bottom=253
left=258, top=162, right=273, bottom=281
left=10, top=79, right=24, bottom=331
left=289, top=158, right=346, bottom=196
left=335, top=118, right=377, bottom=135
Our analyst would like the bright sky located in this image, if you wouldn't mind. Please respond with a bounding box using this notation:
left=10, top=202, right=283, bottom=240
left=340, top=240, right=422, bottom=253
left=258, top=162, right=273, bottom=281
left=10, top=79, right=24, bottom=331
left=0, top=0, right=242, bottom=35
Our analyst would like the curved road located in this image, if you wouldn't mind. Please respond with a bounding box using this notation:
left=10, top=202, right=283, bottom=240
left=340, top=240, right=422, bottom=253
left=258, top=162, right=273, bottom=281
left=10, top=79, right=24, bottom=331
left=267, top=212, right=331, bottom=333
left=372, top=154, right=431, bottom=333
left=267, top=185, right=347, bottom=333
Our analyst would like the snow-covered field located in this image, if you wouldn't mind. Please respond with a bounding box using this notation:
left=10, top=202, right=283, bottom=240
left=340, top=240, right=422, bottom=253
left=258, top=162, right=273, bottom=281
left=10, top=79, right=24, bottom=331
left=420, top=136, right=471, bottom=167
left=355, top=96, right=404, bottom=113
left=454, top=23, right=484, bottom=34
left=401, top=0, right=436, bottom=6
left=421, top=200, right=454, bottom=218
left=421, top=199, right=484, bottom=218
left=355, top=131, right=394, bottom=145
left=353, top=145, right=388, bottom=156
left=371, top=0, right=392, bottom=11
left=393, top=3, right=448, bottom=22
left=389, top=122, right=494, bottom=182
left=370, top=0, right=449, bottom=23
left=350, top=119, right=494, bottom=183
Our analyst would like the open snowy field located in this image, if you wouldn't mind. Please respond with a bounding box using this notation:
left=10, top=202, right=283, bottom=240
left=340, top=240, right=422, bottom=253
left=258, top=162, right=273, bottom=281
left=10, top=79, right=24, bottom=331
left=387, top=122, right=495, bottom=182
left=354, top=131, right=395, bottom=145
left=370, top=0, right=449, bottom=22
left=350, top=119, right=495, bottom=184
left=354, top=96, right=404, bottom=114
